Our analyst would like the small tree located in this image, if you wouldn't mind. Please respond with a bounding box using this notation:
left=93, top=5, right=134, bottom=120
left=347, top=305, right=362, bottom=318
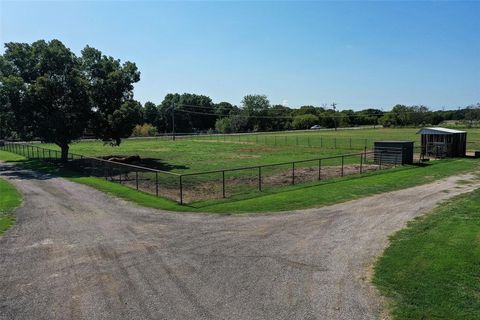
left=292, top=114, right=319, bottom=130
left=215, top=117, right=232, bottom=133
left=143, top=101, right=159, bottom=125
left=81, top=46, right=142, bottom=145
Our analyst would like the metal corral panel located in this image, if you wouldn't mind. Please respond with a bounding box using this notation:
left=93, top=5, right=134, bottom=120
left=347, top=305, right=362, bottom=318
left=374, top=141, right=414, bottom=164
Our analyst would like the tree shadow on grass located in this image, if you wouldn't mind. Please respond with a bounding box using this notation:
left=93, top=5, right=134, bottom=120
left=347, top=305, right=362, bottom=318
left=98, top=155, right=189, bottom=172
left=137, top=158, right=189, bottom=171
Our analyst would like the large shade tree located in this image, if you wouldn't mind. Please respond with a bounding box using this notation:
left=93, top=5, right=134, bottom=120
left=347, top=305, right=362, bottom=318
left=0, top=39, right=142, bottom=161
left=0, top=40, right=91, bottom=160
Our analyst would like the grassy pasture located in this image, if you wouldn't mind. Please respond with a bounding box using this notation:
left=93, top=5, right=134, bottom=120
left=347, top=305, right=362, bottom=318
left=41, top=127, right=480, bottom=175
left=43, top=137, right=359, bottom=173
left=36, top=127, right=480, bottom=202
left=374, top=187, right=480, bottom=319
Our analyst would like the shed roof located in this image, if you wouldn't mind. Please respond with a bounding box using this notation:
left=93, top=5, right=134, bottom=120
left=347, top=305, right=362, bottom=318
left=416, top=127, right=466, bottom=135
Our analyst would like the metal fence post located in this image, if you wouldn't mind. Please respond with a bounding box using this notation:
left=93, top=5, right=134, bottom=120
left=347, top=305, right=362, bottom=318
left=292, top=162, right=295, bottom=185
left=379, top=152, right=383, bottom=170
left=155, top=172, right=159, bottom=196
left=341, top=156, right=344, bottom=177
left=318, top=159, right=322, bottom=180
left=360, top=152, right=363, bottom=174
left=179, top=175, right=183, bottom=205
left=350, top=138, right=352, bottom=149
left=135, top=171, right=139, bottom=190
left=258, top=166, right=262, bottom=191
left=222, top=171, right=226, bottom=198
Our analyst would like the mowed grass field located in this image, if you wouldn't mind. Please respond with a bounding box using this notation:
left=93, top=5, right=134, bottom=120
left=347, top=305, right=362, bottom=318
left=374, top=188, right=480, bottom=320
left=41, top=127, right=480, bottom=173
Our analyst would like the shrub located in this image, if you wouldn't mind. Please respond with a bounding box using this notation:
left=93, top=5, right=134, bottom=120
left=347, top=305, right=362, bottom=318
left=132, top=123, right=158, bottom=137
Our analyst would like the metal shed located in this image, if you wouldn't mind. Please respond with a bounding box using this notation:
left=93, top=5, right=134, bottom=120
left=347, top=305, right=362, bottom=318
left=417, top=127, right=467, bottom=158
left=374, top=141, right=414, bottom=164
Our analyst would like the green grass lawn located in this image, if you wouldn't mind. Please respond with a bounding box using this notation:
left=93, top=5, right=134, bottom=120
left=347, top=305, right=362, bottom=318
left=0, top=177, right=22, bottom=235
left=2, top=150, right=478, bottom=214
left=42, top=138, right=361, bottom=173
left=36, top=127, right=480, bottom=175
left=373, top=188, right=480, bottom=320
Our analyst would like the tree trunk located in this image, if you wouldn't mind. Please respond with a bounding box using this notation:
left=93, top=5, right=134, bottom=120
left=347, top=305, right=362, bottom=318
left=58, top=143, right=69, bottom=163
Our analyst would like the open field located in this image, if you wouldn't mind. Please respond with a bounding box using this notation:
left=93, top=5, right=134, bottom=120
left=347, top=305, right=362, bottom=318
left=184, top=127, right=480, bottom=152
left=374, top=187, right=480, bottom=320
left=40, top=127, right=480, bottom=174
left=4, top=126, right=480, bottom=204
left=43, top=139, right=353, bottom=173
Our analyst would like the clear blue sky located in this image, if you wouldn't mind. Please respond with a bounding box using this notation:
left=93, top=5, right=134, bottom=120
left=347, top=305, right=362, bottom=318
left=1, top=1, right=479, bottom=110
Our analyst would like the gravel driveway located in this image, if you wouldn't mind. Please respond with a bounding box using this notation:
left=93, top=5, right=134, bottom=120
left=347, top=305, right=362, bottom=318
left=1, top=163, right=478, bottom=320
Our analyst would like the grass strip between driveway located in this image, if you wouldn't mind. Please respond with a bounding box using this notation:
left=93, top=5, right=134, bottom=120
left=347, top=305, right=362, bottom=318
left=0, top=176, right=22, bottom=235
left=373, top=188, right=480, bottom=320
left=0, top=150, right=478, bottom=214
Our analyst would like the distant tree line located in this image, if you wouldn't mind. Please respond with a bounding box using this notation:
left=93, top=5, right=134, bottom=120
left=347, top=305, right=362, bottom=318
left=136, top=93, right=480, bottom=135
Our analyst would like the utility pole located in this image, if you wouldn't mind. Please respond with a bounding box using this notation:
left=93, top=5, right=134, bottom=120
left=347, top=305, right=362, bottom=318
left=172, top=103, right=176, bottom=141
left=331, top=102, right=337, bottom=131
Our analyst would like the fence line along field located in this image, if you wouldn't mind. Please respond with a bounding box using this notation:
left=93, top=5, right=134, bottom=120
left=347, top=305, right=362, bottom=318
left=13, top=127, right=477, bottom=203
left=182, top=127, right=480, bottom=151
left=44, top=127, right=480, bottom=174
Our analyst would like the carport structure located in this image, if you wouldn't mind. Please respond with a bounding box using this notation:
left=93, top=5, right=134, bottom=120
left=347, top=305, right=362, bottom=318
left=417, top=127, right=467, bottom=158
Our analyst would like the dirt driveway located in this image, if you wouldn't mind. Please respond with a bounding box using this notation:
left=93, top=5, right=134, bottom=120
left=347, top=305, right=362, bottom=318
left=1, top=163, right=479, bottom=320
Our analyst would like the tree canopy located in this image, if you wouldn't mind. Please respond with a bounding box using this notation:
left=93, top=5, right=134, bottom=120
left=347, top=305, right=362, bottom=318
left=0, top=39, right=142, bottom=160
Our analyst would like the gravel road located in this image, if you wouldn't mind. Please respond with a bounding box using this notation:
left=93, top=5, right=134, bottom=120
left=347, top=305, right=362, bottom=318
left=1, top=163, right=478, bottom=320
